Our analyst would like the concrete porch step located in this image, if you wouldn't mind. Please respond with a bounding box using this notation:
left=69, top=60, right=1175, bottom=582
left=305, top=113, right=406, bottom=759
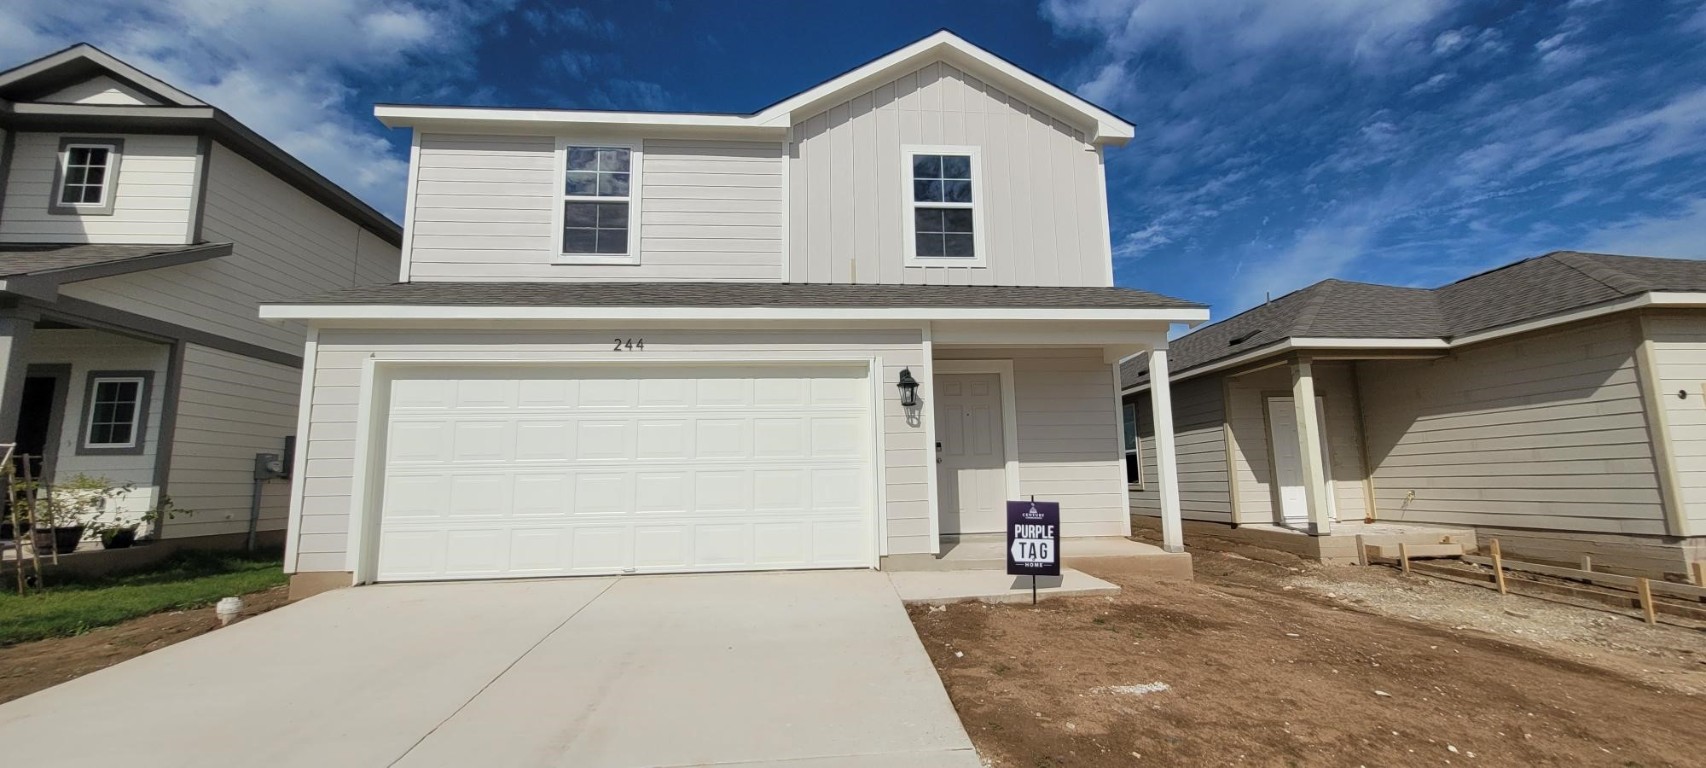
left=1364, top=542, right=1469, bottom=560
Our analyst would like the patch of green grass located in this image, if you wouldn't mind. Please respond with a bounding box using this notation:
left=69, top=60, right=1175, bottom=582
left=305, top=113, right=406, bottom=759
left=0, top=549, right=286, bottom=646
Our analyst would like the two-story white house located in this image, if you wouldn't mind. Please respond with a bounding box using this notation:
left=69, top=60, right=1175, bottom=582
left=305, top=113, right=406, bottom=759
left=0, top=45, right=400, bottom=549
left=263, top=31, right=1206, bottom=596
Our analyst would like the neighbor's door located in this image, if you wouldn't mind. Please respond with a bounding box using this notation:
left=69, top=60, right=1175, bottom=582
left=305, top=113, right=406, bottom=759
left=935, top=373, right=1007, bottom=534
left=1266, top=396, right=1335, bottom=526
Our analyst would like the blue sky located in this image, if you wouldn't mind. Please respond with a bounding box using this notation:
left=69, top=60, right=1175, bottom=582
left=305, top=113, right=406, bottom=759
left=5, top=0, right=1705, bottom=318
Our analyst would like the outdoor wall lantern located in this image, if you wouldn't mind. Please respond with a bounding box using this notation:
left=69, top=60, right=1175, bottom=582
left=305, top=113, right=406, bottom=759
left=898, top=368, right=921, bottom=407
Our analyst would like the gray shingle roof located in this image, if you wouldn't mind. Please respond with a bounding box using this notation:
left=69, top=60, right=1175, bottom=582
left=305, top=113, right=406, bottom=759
left=0, top=242, right=230, bottom=279
left=275, top=281, right=1203, bottom=310
left=1123, top=251, right=1706, bottom=387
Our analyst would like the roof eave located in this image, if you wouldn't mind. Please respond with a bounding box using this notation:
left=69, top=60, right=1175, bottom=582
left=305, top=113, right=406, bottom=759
left=259, top=304, right=1210, bottom=324
left=0, top=242, right=234, bottom=301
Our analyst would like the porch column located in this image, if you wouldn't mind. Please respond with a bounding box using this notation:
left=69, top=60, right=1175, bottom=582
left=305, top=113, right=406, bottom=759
left=1148, top=348, right=1184, bottom=553
left=1291, top=356, right=1332, bottom=536
left=0, top=308, right=38, bottom=445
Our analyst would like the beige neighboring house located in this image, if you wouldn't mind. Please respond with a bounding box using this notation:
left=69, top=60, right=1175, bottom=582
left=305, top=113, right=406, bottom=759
left=1122, top=251, right=1706, bottom=579
left=0, top=45, right=400, bottom=547
left=261, top=31, right=1207, bottom=597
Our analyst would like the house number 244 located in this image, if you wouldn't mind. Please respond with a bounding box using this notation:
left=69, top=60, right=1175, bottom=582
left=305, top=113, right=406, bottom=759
left=613, top=338, right=645, bottom=351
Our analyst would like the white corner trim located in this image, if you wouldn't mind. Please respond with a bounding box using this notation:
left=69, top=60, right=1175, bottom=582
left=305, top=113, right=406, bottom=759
left=779, top=130, right=792, bottom=283
left=260, top=304, right=1210, bottom=323
left=900, top=145, right=987, bottom=269
left=935, top=359, right=1022, bottom=503
left=344, top=355, right=381, bottom=583
left=1095, top=146, right=1115, bottom=288
left=1111, top=361, right=1132, bottom=537
left=281, top=328, right=318, bottom=574
left=868, top=355, right=888, bottom=562
left=397, top=131, right=421, bottom=282
left=919, top=324, right=940, bottom=555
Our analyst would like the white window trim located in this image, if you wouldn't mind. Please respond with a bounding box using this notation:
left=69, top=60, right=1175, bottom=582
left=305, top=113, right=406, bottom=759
left=551, top=137, right=644, bottom=266
left=84, top=375, right=146, bottom=449
left=901, top=144, right=987, bottom=269
left=55, top=141, right=121, bottom=212
left=1122, top=399, right=1144, bottom=490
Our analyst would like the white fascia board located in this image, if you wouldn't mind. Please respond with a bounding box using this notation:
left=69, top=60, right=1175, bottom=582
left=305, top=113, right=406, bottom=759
left=373, top=105, right=781, bottom=135
left=1446, top=294, right=1655, bottom=347
left=259, top=304, right=1209, bottom=324
left=1118, top=337, right=1450, bottom=394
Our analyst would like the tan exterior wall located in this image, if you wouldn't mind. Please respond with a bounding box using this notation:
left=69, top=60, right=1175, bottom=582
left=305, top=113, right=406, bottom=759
left=291, top=327, right=929, bottom=573
left=0, top=131, right=198, bottom=245
left=1215, top=362, right=1369, bottom=525
left=405, top=134, right=785, bottom=282
left=1358, top=318, right=1666, bottom=535
left=935, top=347, right=1128, bottom=536
left=788, top=60, right=1109, bottom=287
left=1128, top=375, right=1233, bottom=523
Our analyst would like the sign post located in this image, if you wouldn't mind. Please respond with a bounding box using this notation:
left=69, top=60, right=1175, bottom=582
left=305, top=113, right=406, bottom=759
left=1006, top=498, right=1061, bottom=605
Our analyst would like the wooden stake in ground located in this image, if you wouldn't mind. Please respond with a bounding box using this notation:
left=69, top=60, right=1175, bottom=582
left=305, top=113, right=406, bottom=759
left=1636, top=578, right=1657, bottom=626
left=1398, top=542, right=1411, bottom=575
left=1693, top=561, right=1705, bottom=588
left=1580, top=554, right=1593, bottom=573
left=1489, top=539, right=1509, bottom=596
left=5, top=448, right=22, bottom=597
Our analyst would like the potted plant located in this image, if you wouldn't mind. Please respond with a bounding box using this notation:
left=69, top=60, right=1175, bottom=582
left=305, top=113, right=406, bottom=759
left=30, top=474, right=132, bottom=555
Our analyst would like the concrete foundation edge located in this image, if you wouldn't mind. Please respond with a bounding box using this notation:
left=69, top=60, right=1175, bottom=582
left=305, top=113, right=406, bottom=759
left=289, top=571, right=354, bottom=601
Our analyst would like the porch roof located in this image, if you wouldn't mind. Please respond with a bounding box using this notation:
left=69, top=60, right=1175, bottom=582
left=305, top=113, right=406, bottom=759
left=0, top=242, right=233, bottom=300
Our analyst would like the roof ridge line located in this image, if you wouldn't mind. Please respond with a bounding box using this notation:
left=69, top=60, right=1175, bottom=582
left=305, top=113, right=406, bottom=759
left=1286, top=282, right=1335, bottom=336
left=1546, top=251, right=1650, bottom=296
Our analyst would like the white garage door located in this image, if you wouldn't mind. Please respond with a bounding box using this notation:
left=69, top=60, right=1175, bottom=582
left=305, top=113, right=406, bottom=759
left=375, top=365, right=874, bottom=581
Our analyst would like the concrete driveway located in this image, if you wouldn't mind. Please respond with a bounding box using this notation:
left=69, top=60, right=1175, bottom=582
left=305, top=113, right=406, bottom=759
left=0, top=571, right=979, bottom=768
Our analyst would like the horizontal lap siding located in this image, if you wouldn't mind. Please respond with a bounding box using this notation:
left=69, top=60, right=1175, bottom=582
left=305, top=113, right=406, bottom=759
left=936, top=347, right=1127, bottom=536
left=0, top=132, right=196, bottom=244
left=1129, top=375, right=1232, bottom=522
left=1645, top=312, right=1706, bottom=534
left=60, top=142, right=401, bottom=355
left=1360, top=318, right=1666, bottom=534
left=789, top=61, right=1106, bottom=287
left=292, top=328, right=927, bottom=573
left=24, top=329, right=169, bottom=513
left=1222, top=363, right=1369, bottom=525
left=407, top=134, right=784, bottom=282
left=164, top=344, right=295, bottom=539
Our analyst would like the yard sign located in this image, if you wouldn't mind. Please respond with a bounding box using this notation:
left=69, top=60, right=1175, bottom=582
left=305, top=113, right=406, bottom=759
left=1006, top=500, right=1060, bottom=577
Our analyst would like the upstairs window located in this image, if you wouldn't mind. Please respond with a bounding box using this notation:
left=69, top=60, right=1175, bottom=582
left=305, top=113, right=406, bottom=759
left=557, top=142, right=641, bottom=265
left=903, top=146, right=985, bottom=267
left=52, top=138, right=123, bottom=215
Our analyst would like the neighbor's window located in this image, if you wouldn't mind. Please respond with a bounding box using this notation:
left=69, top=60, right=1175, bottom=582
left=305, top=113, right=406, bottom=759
left=904, top=147, right=984, bottom=265
left=83, top=374, right=147, bottom=452
left=1123, top=400, right=1143, bottom=488
left=53, top=139, right=123, bottom=214
left=561, top=145, right=634, bottom=260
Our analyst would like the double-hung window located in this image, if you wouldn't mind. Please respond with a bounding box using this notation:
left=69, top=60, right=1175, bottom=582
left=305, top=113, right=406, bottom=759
left=903, top=145, right=985, bottom=267
left=52, top=138, right=123, bottom=215
left=79, top=372, right=151, bottom=455
left=557, top=141, right=641, bottom=264
left=1122, top=400, right=1144, bottom=488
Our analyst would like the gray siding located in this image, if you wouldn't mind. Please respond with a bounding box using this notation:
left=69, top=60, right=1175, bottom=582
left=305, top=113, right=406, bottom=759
left=1644, top=311, right=1706, bottom=535
left=406, top=134, right=785, bottom=282
left=60, top=141, right=400, bottom=355
left=163, top=344, right=294, bottom=540
left=0, top=131, right=198, bottom=245
left=1128, top=376, right=1233, bottom=522
left=1220, top=363, right=1369, bottom=525
left=788, top=61, right=1109, bottom=287
left=1359, top=318, right=1666, bottom=535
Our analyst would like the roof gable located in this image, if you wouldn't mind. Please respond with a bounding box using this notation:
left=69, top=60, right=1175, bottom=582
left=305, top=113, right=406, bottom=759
left=0, top=43, right=204, bottom=106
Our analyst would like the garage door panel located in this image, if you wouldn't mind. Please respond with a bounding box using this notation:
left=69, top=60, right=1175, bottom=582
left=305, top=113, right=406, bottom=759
left=376, top=366, right=874, bottom=581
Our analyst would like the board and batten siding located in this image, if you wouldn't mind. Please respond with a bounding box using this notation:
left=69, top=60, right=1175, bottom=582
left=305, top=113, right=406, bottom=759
left=936, top=347, right=1128, bottom=536
left=0, top=132, right=198, bottom=245
left=291, top=328, right=928, bottom=573
left=406, top=134, right=785, bottom=282
left=1359, top=318, right=1666, bottom=535
left=1129, top=375, right=1233, bottom=523
left=1643, top=311, right=1706, bottom=535
left=60, top=141, right=400, bottom=356
left=162, top=344, right=295, bottom=540
left=788, top=61, right=1108, bottom=287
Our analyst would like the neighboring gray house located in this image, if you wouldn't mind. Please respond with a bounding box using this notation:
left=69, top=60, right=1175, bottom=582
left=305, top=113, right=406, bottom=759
left=1122, top=251, right=1706, bottom=578
left=0, top=44, right=400, bottom=546
left=261, top=31, right=1207, bottom=598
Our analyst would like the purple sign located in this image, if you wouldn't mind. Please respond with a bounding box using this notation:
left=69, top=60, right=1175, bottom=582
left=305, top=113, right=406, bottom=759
left=1006, top=500, right=1060, bottom=577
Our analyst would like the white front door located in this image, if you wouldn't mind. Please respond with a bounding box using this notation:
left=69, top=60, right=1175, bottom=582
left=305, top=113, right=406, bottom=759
left=1267, top=396, right=1335, bottom=525
left=374, top=365, right=874, bottom=581
left=935, top=373, right=1007, bottom=534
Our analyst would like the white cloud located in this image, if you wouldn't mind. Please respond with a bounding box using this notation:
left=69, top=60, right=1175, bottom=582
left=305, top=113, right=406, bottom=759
left=0, top=0, right=529, bottom=219
left=1579, top=198, right=1706, bottom=259
left=1231, top=216, right=1373, bottom=309
left=1408, top=72, right=1454, bottom=95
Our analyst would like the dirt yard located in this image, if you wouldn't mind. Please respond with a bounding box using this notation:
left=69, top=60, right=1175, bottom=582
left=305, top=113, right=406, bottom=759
left=0, top=584, right=288, bottom=705
left=910, top=543, right=1706, bottom=767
